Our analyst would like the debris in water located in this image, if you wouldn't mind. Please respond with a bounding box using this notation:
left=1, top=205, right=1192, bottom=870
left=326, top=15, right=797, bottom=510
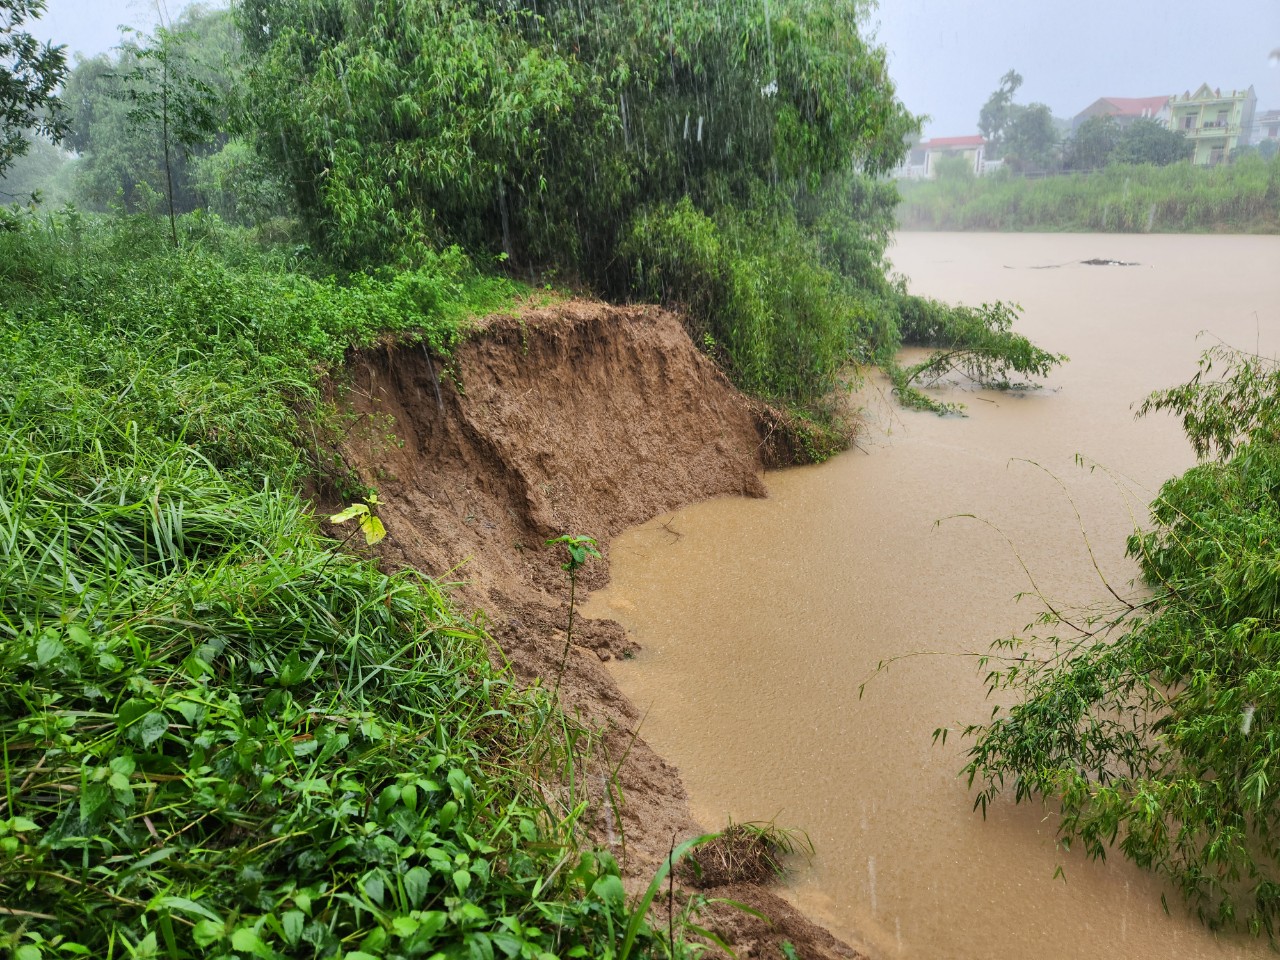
left=1009, top=258, right=1141, bottom=269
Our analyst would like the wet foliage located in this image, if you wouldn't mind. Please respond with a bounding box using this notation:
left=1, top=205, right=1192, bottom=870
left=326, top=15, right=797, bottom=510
left=0, top=211, right=697, bottom=959
left=888, top=298, right=1067, bottom=414
left=0, top=3, right=1070, bottom=954
left=236, top=0, right=944, bottom=406
left=959, top=344, right=1280, bottom=938
left=0, top=0, right=68, bottom=182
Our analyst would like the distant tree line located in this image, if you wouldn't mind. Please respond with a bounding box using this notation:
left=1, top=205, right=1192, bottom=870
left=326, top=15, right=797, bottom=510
left=965, top=69, right=1276, bottom=177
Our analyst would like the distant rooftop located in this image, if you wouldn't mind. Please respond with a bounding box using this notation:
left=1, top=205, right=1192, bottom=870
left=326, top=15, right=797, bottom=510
left=1173, top=83, right=1255, bottom=102
left=1091, top=95, right=1170, bottom=117
left=923, top=135, right=986, bottom=148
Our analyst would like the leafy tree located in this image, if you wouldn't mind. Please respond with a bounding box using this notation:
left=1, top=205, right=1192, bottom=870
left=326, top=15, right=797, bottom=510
left=1066, top=114, right=1120, bottom=170
left=63, top=5, right=236, bottom=225
left=0, top=124, right=69, bottom=202
left=190, top=136, right=290, bottom=225
left=115, top=26, right=222, bottom=245
left=240, top=0, right=916, bottom=278
left=1113, top=117, right=1191, bottom=166
left=1002, top=102, right=1059, bottom=172
left=977, top=69, right=1022, bottom=158
left=0, top=0, right=67, bottom=182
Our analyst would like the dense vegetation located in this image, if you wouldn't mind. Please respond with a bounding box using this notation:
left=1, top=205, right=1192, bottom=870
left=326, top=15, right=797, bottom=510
left=897, top=154, right=1280, bottom=233
left=0, top=210, right=703, bottom=959
left=0, top=1, right=1070, bottom=956
left=959, top=345, right=1280, bottom=937
left=13, top=0, right=1058, bottom=412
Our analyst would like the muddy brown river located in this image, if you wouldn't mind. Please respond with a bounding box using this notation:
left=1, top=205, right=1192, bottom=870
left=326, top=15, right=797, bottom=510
left=584, top=233, right=1280, bottom=959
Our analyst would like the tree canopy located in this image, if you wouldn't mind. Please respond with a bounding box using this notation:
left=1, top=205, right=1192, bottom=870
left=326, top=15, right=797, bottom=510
left=1065, top=114, right=1121, bottom=170
left=977, top=69, right=1022, bottom=157
left=0, top=0, right=67, bottom=181
left=1112, top=117, right=1191, bottom=166
left=63, top=5, right=236, bottom=215
left=239, top=0, right=916, bottom=277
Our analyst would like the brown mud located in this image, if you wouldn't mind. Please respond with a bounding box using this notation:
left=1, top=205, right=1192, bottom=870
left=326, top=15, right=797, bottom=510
left=331, top=300, right=860, bottom=959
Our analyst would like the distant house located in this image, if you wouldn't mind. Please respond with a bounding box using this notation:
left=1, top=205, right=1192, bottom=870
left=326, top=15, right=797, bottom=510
left=893, top=135, right=1003, bottom=180
left=1253, top=108, right=1280, bottom=143
left=922, top=136, right=987, bottom=176
left=1071, top=95, right=1170, bottom=134
left=1166, top=84, right=1258, bottom=165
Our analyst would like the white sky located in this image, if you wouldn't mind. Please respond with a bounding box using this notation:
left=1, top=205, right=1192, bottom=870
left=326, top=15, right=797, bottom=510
left=28, top=1, right=1280, bottom=135
left=871, top=0, right=1280, bottom=137
left=32, top=0, right=223, bottom=62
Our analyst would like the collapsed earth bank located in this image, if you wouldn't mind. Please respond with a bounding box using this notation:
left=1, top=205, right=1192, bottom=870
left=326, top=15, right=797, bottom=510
left=332, top=301, right=862, bottom=959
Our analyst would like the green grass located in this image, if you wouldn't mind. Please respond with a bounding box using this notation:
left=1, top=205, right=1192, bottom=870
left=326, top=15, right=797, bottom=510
left=0, top=211, right=686, bottom=959
left=897, top=155, right=1280, bottom=233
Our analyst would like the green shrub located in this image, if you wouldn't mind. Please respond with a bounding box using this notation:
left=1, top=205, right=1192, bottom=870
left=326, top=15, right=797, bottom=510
left=960, top=345, right=1280, bottom=938
left=623, top=199, right=871, bottom=403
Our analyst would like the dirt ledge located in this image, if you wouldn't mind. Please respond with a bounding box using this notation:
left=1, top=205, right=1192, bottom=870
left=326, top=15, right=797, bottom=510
left=332, top=300, right=864, bottom=959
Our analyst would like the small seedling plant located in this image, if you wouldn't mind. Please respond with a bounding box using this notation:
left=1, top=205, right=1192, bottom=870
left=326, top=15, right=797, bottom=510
left=546, top=534, right=601, bottom=694
left=329, top=493, right=387, bottom=545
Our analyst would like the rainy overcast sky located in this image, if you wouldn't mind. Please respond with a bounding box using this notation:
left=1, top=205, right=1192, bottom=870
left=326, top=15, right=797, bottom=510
left=32, top=0, right=1280, bottom=139
left=871, top=0, right=1280, bottom=137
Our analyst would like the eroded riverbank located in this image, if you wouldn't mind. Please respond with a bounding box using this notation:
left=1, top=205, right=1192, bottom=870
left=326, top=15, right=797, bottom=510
left=584, top=233, right=1280, bottom=959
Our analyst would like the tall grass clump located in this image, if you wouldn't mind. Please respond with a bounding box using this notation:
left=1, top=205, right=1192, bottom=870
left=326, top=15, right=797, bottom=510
left=622, top=198, right=886, bottom=405
left=958, top=343, right=1280, bottom=939
left=897, top=155, right=1280, bottom=233
left=0, top=211, right=687, bottom=959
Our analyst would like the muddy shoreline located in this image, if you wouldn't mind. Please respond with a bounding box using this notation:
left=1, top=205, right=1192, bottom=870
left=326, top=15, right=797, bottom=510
left=329, top=300, right=861, bottom=958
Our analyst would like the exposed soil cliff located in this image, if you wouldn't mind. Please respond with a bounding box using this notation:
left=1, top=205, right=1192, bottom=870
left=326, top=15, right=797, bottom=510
left=333, top=301, right=862, bottom=959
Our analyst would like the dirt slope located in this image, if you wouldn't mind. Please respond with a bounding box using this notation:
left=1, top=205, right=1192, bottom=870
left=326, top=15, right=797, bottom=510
left=334, top=301, right=862, bottom=959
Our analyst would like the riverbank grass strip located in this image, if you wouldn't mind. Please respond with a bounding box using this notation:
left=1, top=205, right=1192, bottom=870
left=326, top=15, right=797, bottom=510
left=0, top=212, right=678, bottom=960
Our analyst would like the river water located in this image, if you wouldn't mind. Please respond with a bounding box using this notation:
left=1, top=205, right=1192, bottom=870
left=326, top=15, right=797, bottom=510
left=583, top=233, right=1280, bottom=959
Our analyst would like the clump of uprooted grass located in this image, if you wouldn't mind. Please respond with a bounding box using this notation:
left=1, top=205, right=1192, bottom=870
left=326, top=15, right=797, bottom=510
left=679, top=821, right=814, bottom=889
left=0, top=212, right=678, bottom=959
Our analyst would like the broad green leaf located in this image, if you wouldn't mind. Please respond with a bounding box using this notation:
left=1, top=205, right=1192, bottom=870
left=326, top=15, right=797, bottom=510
left=281, top=910, right=305, bottom=945
left=403, top=865, right=431, bottom=907
left=590, top=874, right=624, bottom=908
left=109, top=755, right=136, bottom=778
left=133, top=711, right=168, bottom=748
left=452, top=868, right=471, bottom=894
left=390, top=915, right=419, bottom=938
left=360, top=514, right=386, bottom=545
left=417, top=912, right=447, bottom=939
left=35, top=634, right=64, bottom=666
left=362, top=871, right=385, bottom=905
left=192, top=920, right=226, bottom=948
left=330, top=503, right=369, bottom=524
left=230, top=927, right=266, bottom=953
left=117, top=698, right=152, bottom=729
left=437, top=800, right=458, bottom=828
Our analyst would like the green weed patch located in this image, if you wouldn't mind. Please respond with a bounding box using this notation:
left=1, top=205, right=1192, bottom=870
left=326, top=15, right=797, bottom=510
left=0, top=213, right=674, bottom=959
